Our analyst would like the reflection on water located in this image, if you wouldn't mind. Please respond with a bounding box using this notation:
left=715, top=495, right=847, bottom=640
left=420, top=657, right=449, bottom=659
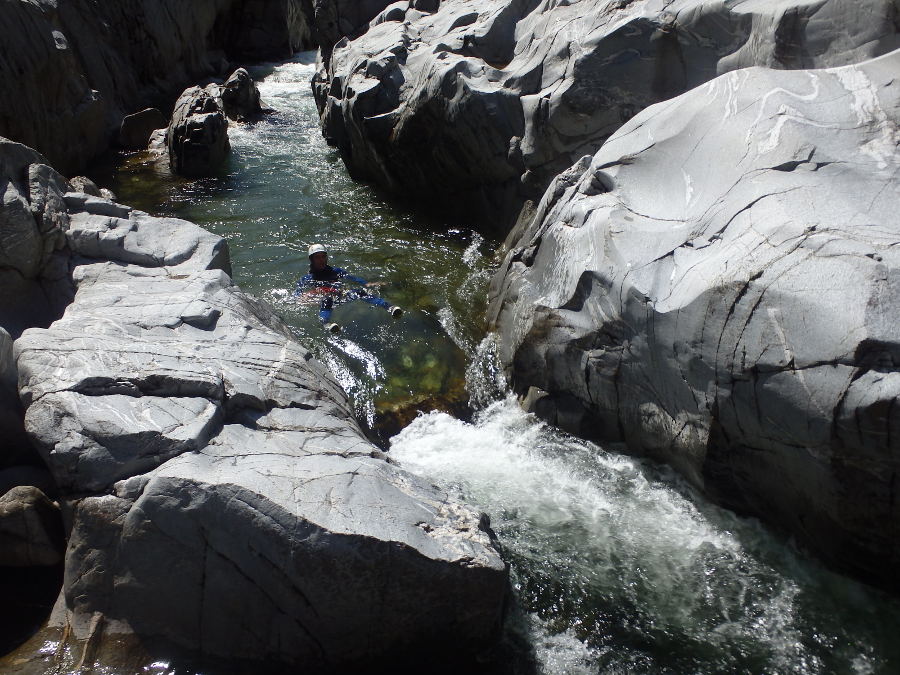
left=87, top=53, right=900, bottom=674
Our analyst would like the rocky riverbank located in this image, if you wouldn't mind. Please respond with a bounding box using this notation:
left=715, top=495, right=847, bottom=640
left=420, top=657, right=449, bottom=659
left=311, top=0, right=900, bottom=590
left=0, top=136, right=509, bottom=671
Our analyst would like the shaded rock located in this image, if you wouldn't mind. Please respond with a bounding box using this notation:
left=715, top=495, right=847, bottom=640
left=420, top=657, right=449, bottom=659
left=220, top=68, right=264, bottom=120
left=315, top=0, right=900, bottom=229
left=224, top=0, right=315, bottom=60
left=117, top=108, right=167, bottom=150
left=488, top=50, right=900, bottom=589
left=0, top=486, right=64, bottom=567
left=0, top=327, right=34, bottom=469
left=166, top=85, right=231, bottom=176
left=0, top=138, right=73, bottom=339
left=0, top=465, right=57, bottom=500
left=0, top=1, right=316, bottom=174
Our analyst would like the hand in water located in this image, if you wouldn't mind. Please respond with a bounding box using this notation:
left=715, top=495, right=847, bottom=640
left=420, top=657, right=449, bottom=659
left=365, top=281, right=387, bottom=288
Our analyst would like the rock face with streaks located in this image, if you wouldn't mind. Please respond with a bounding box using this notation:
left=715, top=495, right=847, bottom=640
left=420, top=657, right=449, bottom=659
left=314, top=0, right=900, bottom=228
left=3, top=138, right=507, bottom=670
left=488, top=50, right=900, bottom=589
left=0, top=0, right=315, bottom=175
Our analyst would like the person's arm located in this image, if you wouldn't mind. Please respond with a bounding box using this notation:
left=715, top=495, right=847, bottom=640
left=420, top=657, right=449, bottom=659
left=292, top=273, right=313, bottom=297
left=334, top=267, right=367, bottom=285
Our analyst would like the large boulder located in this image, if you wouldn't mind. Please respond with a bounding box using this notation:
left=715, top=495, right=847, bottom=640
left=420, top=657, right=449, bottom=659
left=0, top=138, right=73, bottom=337
left=10, top=160, right=507, bottom=669
left=220, top=67, right=265, bottom=120
left=167, top=85, right=231, bottom=176
left=0, top=0, right=314, bottom=175
left=488, top=50, right=900, bottom=589
left=0, top=486, right=64, bottom=567
left=314, top=0, right=900, bottom=229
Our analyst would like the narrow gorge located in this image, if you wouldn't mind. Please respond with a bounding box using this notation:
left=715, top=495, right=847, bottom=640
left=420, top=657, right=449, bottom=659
left=1, top=1, right=899, bottom=673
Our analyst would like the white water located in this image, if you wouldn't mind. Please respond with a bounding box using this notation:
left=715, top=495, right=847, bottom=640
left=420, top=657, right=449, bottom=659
left=391, top=350, right=899, bottom=672
left=103, top=53, right=900, bottom=675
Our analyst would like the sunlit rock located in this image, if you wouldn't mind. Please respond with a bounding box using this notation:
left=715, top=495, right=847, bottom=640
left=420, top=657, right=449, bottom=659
left=489, top=50, right=900, bottom=589
left=7, top=135, right=507, bottom=666
left=313, top=0, right=399, bottom=66
left=314, top=0, right=900, bottom=228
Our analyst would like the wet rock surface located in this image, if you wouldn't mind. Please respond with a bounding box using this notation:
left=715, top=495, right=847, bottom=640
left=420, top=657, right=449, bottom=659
left=489, top=50, right=900, bottom=589
left=314, top=0, right=900, bottom=228
left=2, top=137, right=508, bottom=669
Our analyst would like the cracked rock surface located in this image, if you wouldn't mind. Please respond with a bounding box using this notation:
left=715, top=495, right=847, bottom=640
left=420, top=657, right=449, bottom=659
left=314, top=0, right=900, bottom=228
left=489, top=50, right=900, bottom=589
left=5, top=138, right=507, bottom=669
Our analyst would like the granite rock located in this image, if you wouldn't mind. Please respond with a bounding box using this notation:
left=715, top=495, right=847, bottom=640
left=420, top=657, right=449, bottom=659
left=0, top=485, right=64, bottom=567
left=0, top=0, right=314, bottom=175
left=167, top=85, right=231, bottom=176
left=488, top=50, right=900, bottom=589
left=9, top=144, right=507, bottom=666
left=315, top=0, right=900, bottom=228
left=220, top=68, right=265, bottom=121
left=118, top=108, right=168, bottom=150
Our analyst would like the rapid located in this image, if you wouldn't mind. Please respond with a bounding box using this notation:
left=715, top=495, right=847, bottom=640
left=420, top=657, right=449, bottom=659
left=95, top=53, right=900, bottom=674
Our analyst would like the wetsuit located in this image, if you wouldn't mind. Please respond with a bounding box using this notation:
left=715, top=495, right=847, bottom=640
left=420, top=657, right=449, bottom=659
left=293, top=265, right=391, bottom=323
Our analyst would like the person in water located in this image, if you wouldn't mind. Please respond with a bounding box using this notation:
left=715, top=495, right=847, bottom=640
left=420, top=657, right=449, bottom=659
left=294, top=243, right=402, bottom=333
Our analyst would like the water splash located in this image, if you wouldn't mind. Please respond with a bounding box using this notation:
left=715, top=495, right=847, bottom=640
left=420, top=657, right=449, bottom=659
left=390, top=398, right=900, bottom=673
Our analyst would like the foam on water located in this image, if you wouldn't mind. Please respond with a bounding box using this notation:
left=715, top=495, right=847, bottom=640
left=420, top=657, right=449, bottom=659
left=390, top=395, right=900, bottom=673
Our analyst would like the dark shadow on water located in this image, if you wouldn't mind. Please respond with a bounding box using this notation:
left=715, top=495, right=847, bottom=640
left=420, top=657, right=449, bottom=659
left=0, top=564, right=63, bottom=656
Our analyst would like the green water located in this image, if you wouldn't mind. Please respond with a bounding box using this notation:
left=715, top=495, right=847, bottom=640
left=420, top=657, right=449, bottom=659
left=90, top=53, right=900, bottom=674
left=94, top=53, right=494, bottom=436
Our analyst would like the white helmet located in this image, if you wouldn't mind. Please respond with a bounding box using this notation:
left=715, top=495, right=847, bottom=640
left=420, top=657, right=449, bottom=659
left=308, top=243, right=327, bottom=257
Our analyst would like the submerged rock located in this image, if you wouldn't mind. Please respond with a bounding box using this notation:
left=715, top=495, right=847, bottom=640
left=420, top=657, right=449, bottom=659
left=4, top=139, right=507, bottom=668
left=489, top=50, right=900, bottom=589
left=314, top=0, right=900, bottom=228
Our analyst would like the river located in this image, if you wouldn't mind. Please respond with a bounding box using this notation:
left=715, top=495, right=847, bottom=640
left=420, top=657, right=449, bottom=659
left=94, top=52, right=900, bottom=674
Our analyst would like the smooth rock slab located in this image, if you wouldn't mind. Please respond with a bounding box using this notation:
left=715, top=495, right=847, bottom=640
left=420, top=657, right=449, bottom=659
left=63, top=427, right=506, bottom=668
left=315, top=0, right=900, bottom=228
left=489, top=50, right=900, bottom=588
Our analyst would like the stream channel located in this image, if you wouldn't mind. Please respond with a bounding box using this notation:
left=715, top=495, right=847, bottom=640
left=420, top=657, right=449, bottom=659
left=92, top=52, right=900, bottom=674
